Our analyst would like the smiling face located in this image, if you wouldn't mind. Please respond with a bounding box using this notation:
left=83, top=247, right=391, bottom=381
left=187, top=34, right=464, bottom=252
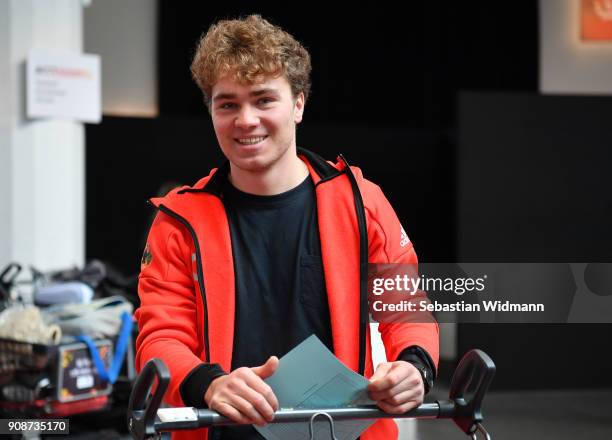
left=210, top=74, right=305, bottom=174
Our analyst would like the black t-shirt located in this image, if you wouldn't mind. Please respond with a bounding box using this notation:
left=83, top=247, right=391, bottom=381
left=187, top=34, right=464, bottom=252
left=218, top=175, right=333, bottom=440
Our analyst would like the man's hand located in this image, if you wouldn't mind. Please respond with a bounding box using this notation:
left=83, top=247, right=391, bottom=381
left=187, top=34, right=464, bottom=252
left=367, top=361, right=424, bottom=414
left=204, top=356, right=279, bottom=426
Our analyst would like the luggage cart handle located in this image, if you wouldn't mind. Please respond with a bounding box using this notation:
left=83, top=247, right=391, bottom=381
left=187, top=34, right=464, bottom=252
left=128, top=349, right=495, bottom=440
left=439, top=349, right=496, bottom=437
left=127, top=358, right=170, bottom=440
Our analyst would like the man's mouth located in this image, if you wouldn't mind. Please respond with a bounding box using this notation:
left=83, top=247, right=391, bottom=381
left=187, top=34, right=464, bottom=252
left=235, top=136, right=268, bottom=145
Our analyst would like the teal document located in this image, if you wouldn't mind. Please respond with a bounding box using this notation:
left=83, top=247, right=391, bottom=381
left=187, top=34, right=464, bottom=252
left=255, top=335, right=376, bottom=440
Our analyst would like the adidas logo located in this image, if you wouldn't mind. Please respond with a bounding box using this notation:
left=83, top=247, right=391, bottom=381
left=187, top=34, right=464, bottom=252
left=400, top=225, right=410, bottom=248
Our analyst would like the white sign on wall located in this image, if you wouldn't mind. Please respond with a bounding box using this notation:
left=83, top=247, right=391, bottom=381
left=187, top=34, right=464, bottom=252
left=27, top=50, right=101, bottom=123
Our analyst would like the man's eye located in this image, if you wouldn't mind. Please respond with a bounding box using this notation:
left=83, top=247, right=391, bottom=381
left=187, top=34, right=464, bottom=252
left=219, top=102, right=236, bottom=110
left=257, top=97, right=274, bottom=105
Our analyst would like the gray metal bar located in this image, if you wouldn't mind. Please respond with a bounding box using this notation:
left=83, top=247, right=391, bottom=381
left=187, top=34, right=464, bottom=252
left=148, top=403, right=446, bottom=432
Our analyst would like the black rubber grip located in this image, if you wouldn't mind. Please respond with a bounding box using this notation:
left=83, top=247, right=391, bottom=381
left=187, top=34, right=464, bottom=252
left=127, top=358, right=170, bottom=440
left=448, top=349, right=496, bottom=434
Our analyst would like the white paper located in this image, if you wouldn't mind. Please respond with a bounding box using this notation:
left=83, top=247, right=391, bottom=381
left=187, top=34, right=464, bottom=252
left=255, top=335, right=376, bottom=440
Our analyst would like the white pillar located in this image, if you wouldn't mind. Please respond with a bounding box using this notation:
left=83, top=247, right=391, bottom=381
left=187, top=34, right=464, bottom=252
left=0, top=0, right=85, bottom=274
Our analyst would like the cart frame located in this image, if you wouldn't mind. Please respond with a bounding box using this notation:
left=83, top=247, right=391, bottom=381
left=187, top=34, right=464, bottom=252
left=127, top=349, right=495, bottom=440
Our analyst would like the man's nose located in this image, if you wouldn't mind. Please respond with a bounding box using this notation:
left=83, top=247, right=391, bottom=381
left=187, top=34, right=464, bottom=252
left=235, top=105, right=259, bottom=128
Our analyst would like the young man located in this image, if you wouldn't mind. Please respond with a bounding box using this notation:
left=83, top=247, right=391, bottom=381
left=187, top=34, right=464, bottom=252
left=136, top=15, right=439, bottom=440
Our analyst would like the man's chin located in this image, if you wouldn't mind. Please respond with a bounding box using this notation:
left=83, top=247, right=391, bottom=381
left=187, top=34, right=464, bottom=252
left=230, top=156, right=272, bottom=173
left=226, top=144, right=293, bottom=173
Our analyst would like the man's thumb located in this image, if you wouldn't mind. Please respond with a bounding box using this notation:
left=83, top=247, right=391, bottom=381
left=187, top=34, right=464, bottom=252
left=251, top=356, right=279, bottom=379
left=369, top=362, right=392, bottom=384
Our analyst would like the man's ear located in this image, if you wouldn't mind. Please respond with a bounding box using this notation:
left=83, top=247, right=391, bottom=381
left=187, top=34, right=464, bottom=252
left=294, top=92, right=305, bottom=124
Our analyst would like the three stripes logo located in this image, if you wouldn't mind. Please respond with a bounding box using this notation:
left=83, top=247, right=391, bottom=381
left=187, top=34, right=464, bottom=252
left=400, top=225, right=410, bottom=248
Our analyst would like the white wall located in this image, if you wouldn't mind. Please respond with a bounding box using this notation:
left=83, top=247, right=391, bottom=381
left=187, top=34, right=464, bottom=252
left=0, top=0, right=85, bottom=274
left=84, top=0, right=158, bottom=116
left=0, top=2, right=12, bottom=268
left=540, top=0, right=612, bottom=95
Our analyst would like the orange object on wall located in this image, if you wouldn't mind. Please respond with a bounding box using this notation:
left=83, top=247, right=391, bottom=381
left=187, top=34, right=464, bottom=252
left=581, top=0, right=612, bottom=40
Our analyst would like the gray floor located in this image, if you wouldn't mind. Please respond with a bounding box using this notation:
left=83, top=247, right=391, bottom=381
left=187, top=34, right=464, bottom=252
left=414, top=388, right=612, bottom=440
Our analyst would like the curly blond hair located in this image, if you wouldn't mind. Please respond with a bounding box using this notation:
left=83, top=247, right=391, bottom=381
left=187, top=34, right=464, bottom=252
left=191, top=15, right=311, bottom=107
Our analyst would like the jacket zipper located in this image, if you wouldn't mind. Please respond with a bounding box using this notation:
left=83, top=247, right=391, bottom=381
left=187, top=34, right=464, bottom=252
left=155, top=203, right=211, bottom=364
left=338, top=155, right=369, bottom=376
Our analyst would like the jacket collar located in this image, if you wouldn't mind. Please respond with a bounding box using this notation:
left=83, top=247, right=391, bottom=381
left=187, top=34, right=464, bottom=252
left=297, top=147, right=342, bottom=182
left=176, top=148, right=342, bottom=197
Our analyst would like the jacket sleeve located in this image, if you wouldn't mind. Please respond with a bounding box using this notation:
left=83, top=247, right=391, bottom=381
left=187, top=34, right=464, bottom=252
left=363, top=180, right=440, bottom=371
left=135, top=212, right=225, bottom=408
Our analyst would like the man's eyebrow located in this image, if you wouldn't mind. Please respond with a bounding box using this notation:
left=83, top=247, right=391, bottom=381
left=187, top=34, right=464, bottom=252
left=212, top=92, right=236, bottom=101
left=212, top=88, right=280, bottom=102
left=250, top=88, right=280, bottom=97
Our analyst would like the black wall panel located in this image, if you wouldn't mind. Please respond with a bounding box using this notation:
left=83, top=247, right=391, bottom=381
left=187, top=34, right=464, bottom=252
left=157, top=2, right=538, bottom=127
left=457, top=92, right=612, bottom=389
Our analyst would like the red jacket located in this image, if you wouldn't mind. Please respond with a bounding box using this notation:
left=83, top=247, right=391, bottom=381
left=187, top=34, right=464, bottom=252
left=136, top=149, right=439, bottom=440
